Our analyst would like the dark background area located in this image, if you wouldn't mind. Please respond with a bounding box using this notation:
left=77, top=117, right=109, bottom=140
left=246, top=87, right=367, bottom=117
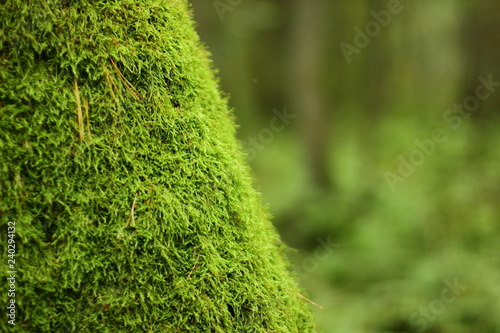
left=190, top=1, right=500, bottom=332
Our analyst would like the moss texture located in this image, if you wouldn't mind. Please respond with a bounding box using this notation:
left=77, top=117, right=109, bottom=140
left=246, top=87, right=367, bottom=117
left=0, top=0, right=317, bottom=332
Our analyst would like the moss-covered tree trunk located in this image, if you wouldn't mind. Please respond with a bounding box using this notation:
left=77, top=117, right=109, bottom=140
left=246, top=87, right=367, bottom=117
left=0, top=1, right=316, bottom=331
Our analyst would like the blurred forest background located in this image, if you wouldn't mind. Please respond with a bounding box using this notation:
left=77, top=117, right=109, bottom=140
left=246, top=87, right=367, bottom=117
left=190, top=1, right=500, bottom=332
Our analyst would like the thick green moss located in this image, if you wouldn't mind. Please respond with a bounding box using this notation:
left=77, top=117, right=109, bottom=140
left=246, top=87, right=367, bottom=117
left=0, top=0, right=317, bottom=332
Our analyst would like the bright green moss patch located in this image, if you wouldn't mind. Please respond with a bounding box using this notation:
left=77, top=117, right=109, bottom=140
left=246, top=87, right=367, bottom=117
left=0, top=0, right=317, bottom=332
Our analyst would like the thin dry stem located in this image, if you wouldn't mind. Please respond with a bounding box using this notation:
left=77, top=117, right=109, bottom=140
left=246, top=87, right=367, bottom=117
left=187, top=253, right=200, bottom=278
left=109, top=58, right=143, bottom=101
left=83, top=98, right=91, bottom=142
left=74, top=79, right=84, bottom=142
left=104, top=63, right=120, bottom=108
left=283, top=287, right=324, bottom=310
left=125, top=193, right=138, bottom=228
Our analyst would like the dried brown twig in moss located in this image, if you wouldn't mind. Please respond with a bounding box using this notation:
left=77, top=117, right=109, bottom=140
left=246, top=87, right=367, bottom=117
left=74, top=78, right=85, bottom=142
left=284, top=287, right=324, bottom=310
left=187, top=253, right=200, bottom=278
left=103, top=62, right=120, bottom=108
left=125, top=193, right=138, bottom=228
left=109, top=58, right=144, bottom=101
left=83, top=98, right=91, bottom=142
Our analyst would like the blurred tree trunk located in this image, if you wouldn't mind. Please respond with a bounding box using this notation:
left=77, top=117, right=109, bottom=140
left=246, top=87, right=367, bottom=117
left=287, top=0, right=333, bottom=191
left=460, top=1, right=500, bottom=121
